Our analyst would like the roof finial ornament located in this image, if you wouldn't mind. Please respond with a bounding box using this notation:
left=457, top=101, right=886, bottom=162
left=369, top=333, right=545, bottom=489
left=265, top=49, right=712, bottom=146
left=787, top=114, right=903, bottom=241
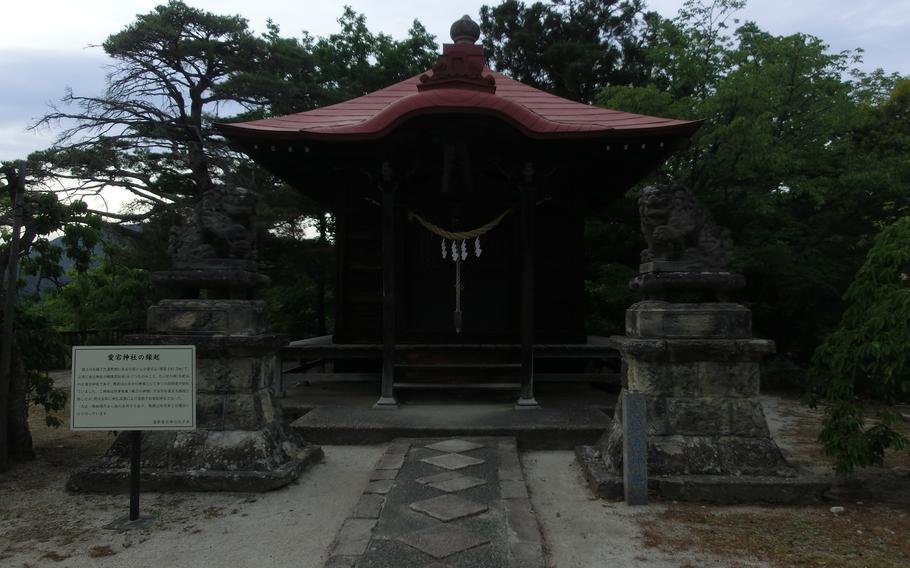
left=450, top=15, right=481, bottom=44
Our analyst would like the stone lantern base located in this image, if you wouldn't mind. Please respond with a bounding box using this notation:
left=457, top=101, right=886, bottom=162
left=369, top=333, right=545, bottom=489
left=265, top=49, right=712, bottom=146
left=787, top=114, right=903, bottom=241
left=67, top=298, right=322, bottom=492
left=578, top=298, right=829, bottom=503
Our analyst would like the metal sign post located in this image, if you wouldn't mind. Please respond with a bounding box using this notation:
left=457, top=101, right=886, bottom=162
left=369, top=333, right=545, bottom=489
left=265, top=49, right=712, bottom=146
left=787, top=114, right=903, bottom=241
left=130, top=431, right=141, bottom=522
left=71, top=345, right=196, bottom=528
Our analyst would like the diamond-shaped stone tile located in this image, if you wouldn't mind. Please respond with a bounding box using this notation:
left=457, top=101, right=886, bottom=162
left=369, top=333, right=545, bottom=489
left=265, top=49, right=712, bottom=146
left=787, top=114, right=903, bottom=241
left=425, top=439, right=484, bottom=453
left=430, top=474, right=488, bottom=493
left=421, top=453, right=485, bottom=471
left=416, top=470, right=463, bottom=485
left=409, top=494, right=488, bottom=522
left=416, top=471, right=488, bottom=493
left=398, top=524, right=490, bottom=559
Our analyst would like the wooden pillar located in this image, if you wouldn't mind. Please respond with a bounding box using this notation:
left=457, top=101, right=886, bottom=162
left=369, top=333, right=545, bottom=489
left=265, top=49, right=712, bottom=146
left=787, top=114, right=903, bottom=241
left=516, top=162, right=539, bottom=408
left=375, top=161, right=398, bottom=408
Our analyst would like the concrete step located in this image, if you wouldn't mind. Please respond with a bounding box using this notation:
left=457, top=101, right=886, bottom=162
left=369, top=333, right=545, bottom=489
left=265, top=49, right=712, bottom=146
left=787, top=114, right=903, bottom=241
left=288, top=401, right=613, bottom=450
left=394, top=363, right=522, bottom=370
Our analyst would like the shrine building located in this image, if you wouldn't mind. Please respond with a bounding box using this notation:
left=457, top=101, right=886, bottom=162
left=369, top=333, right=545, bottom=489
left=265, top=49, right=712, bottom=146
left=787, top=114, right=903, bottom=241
left=216, top=15, right=700, bottom=408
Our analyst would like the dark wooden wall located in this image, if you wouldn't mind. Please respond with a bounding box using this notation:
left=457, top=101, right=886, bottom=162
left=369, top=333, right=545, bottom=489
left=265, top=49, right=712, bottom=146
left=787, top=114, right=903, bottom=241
left=333, top=179, right=585, bottom=344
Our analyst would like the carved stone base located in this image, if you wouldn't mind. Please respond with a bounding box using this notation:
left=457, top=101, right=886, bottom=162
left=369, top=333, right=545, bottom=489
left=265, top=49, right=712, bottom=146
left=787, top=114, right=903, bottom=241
left=67, top=425, right=323, bottom=493
left=601, top=333, right=789, bottom=477
left=631, top=271, right=745, bottom=300
left=576, top=445, right=829, bottom=504
left=625, top=301, right=752, bottom=339
left=594, top=300, right=795, bottom=484
left=67, top=299, right=321, bottom=492
left=147, top=299, right=272, bottom=336
left=154, top=268, right=270, bottom=300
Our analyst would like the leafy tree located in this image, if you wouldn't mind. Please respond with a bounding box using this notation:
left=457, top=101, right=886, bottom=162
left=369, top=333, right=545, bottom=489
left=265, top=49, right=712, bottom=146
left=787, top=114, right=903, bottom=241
left=31, top=0, right=271, bottom=223
left=1, top=162, right=97, bottom=470
left=810, top=216, right=910, bottom=472
left=311, top=8, right=437, bottom=106
left=480, top=0, right=653, bottom=103
left=220, top=8, right=437, bottom=116
left=36, top=246, right=155, bottom=337
left=14, top=308, right=69, bottom=428
left=592, top=0, right=908, bottom=380
left=26, top=2, right=438, bottom=353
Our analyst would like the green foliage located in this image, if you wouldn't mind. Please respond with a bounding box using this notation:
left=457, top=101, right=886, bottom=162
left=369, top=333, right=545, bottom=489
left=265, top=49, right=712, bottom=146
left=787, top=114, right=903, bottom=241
left=37, top=247, right=155, bottom=334
left=809, top=217, right=910, bottom=471
left=27, top=372, right=67, bottom=428
left=480, top=0, right=651, bottom=103
left=589, top=1, right=908, bottom=374
left=311, top=8, right=437, bottom=104
left=14, top=307, right=69, bottom=377
left=258, top=223, right=334, bottom=339
left=13, top=307, right=69, bottom=427
left=32, top=0, right=271, bottom=210
left=229, top=9, right=437, bottom=117
left=28, top=1, right=439, bottom=347
left=585, top=263, right=638, bottom=336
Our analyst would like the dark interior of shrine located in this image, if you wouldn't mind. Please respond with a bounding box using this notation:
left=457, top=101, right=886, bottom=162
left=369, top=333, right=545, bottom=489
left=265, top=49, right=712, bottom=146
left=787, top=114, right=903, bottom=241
left=228, top=114, right=682, bottom=346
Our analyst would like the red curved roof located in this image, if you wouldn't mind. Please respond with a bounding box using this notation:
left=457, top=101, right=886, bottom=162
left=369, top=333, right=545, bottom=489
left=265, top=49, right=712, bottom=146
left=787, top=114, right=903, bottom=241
left=217, top=70, right=699, bottom=142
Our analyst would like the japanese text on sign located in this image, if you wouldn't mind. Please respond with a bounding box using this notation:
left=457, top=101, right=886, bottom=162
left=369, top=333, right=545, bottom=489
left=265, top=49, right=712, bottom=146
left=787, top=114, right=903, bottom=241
left=71, top=346, right=196, bottom=431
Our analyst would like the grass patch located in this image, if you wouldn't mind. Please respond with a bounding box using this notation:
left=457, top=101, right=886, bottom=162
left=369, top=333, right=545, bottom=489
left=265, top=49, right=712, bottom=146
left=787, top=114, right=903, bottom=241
left=639, top=504, right=910, bottom=568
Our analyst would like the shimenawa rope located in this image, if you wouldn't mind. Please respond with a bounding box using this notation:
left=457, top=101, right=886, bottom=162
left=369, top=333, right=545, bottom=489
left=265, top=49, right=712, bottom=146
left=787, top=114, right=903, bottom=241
left=407, top=210, right=512, bottom=241
left=407, top=209, right=512, bottom=333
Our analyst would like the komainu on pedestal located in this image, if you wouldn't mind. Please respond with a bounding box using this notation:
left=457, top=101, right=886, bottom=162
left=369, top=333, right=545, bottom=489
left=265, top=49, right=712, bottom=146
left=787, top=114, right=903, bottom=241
left=578, top=184, right=828, bottom=503
left=68, top=186, right=322, bottom=492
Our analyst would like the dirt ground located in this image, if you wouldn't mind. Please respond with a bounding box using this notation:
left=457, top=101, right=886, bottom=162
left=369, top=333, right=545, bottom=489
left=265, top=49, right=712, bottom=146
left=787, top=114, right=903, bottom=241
left=0, top=394, right=384, bottom=568
left=1, top=386, right=909, bottom=567
left=632, top=395, right=910, bottom=568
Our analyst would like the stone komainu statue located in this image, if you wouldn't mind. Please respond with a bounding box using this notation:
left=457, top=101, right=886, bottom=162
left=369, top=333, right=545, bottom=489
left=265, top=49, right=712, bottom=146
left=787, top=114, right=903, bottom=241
left=638, top=184, right=733, bottom=269
left=169, top=185, right=258, bottom=264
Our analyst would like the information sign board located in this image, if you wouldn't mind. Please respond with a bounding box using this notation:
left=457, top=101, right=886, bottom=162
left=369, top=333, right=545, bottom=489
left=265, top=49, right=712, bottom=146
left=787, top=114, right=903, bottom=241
left=71, top=345, right=195, bottom=431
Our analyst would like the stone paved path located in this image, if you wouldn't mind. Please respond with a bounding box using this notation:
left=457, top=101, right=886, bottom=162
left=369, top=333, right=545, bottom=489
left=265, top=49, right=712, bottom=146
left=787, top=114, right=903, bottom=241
left=323, top=437, right=544, bottom=568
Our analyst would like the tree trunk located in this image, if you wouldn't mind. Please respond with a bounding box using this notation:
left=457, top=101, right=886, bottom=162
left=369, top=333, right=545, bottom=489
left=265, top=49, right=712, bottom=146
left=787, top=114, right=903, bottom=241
left=7, top=339, right=34, bottom=460
left=0, top=165, right=25, bottom=472
left=0, top=303, right=9, bottom=472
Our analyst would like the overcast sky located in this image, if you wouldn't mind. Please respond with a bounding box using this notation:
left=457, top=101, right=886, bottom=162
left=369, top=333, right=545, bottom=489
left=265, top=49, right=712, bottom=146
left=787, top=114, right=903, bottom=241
left=1, top=0, right=908, bottom=163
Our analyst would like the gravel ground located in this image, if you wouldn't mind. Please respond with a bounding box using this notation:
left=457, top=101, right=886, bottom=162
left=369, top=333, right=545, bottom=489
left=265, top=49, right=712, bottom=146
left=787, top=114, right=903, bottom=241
left=0, top=444, right=384, bottom=568
left=2, top=386, right=909, bottom=567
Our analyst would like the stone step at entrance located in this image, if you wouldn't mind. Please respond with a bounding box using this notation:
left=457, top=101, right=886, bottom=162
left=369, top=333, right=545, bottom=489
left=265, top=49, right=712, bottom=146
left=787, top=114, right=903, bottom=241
left=289, top=401, right=612, bottom=450
left=323, top=437, right=544, bottom=568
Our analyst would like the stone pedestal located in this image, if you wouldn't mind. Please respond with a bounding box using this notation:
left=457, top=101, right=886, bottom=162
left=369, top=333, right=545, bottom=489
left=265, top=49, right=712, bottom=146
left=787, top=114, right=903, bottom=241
left=601, top=301, right=790, bottom=477
left=577, top=274, right=829, bottom=503
left=68, top=281, right=322, bottom=492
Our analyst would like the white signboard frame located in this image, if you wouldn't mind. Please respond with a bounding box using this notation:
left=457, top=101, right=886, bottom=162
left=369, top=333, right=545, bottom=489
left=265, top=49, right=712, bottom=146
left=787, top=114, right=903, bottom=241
left=71, top=345, right=196, bottom=431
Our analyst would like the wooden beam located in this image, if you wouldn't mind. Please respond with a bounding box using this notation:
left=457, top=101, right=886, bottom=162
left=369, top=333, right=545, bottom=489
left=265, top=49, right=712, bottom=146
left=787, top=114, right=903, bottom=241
left=376, top=161, right=398, bottom=408
left=517, top=162, right=540, bottom=409
left=534, top=373, right=621, bottom=384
